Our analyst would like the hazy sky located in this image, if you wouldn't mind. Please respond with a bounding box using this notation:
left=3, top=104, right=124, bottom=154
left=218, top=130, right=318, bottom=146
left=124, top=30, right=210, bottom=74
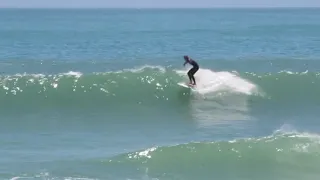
left=2, top=0, right=320, bottom=8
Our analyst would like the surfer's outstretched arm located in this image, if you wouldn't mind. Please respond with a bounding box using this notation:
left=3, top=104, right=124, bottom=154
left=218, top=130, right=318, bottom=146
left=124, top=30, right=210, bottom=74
left=183, top=55, right=190, bottom=66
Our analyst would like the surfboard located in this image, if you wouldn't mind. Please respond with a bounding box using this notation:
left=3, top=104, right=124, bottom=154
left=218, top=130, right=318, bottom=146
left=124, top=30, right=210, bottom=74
left=177, top=82, right=196, bottom=90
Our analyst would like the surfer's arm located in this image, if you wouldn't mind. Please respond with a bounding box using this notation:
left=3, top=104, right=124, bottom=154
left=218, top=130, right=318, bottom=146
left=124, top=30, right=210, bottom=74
left=183, top=61, right=188, bottom=66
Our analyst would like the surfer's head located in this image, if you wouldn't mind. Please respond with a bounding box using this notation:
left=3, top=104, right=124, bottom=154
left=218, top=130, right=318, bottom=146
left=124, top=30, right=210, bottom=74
left=183, top=55, right=189, bottom=61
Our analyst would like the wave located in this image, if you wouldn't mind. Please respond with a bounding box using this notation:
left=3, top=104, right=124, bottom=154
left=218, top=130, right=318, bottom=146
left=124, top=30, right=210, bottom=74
left=0, top=65, right=257, bottom=110
left=1, top=65, right=320, bottom=112
left=244, top=70, right=320, bottom=103
left=105, top=129, right=320, bottom=180
left=7, top=128, right=320, bottom=180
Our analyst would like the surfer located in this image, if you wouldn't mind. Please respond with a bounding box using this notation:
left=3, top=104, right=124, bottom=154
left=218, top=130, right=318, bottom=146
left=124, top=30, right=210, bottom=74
left=183, top=55, right=199, bottom=85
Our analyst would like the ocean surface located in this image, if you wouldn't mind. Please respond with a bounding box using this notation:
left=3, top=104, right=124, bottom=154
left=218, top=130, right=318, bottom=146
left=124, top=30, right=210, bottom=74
left=1, top=8, right=320, bottom=180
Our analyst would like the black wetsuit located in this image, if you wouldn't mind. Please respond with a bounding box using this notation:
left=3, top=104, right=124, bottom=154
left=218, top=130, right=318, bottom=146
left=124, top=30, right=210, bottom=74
left=187, top=60, right=199, bottom=84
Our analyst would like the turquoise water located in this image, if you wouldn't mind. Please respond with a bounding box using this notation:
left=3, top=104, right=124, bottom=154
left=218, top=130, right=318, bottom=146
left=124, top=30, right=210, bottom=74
left=1, top=8, right=320, bottom=180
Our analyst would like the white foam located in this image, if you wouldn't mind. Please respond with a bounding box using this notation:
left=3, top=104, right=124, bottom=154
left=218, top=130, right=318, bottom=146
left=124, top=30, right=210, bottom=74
left=274, top=125, right=320, bottom=140
left=128, top=147, right=157, bottom=159
left=65, top=178, right=98, bottom=180
left=10, top=176, right=97, bottom=180
left=10, top=177, right=22, bottom=180
left=60, top=71, right=83, bottom=78
left=176, top=68, right=257, bottom=95
left=176, top=68, right=259, bottom=127
left=110, top=65, right=166, bottom=74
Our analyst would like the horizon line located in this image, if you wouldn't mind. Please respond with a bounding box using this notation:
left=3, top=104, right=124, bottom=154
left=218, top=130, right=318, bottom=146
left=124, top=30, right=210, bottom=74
left=1, top=6, right=320, bottom=9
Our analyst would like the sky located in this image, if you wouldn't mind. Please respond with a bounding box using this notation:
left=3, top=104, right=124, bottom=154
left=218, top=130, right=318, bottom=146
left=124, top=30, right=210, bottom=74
left=1, top=0, right=320, bottom=8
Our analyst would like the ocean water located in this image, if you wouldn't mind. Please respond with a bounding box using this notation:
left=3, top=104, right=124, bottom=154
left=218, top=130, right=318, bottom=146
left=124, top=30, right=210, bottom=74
left=1, top=8, right=320, bottom=180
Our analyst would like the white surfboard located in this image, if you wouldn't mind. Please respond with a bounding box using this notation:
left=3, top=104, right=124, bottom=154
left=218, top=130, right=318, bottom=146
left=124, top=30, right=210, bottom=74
left=177, top=82, right=196, bottom=90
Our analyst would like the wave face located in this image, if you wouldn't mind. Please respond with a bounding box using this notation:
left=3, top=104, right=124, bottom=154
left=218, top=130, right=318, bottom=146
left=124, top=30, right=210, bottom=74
left=0, top=66, right=256, bottom=110
left=1, top=65, right=320, bottom=113
left=105, top=130, right=320, bottom=180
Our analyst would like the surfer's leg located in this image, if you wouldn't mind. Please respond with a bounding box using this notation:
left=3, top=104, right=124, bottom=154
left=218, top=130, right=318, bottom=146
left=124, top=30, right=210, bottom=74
left=187, top=69, right=193, bottom=84
left=190, top=67, right=199, bottom=85
left=191, top=76, right=196, bottom=85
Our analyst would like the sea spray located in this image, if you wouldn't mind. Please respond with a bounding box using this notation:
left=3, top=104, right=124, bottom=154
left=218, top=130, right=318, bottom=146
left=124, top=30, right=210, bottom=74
left=175, top=68, right=257, bottom=95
